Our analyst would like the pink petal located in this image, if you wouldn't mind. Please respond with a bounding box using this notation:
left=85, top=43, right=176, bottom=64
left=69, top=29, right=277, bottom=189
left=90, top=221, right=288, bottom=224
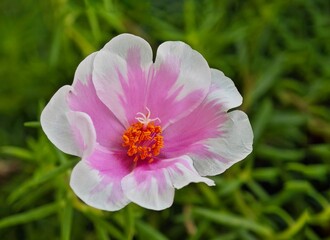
left=121, top=156, right=213, bottom=210
left=92, top=34, right=153, bottom=127
left=41, top=86, right=84, bottom=156
left=146, top=41, right=212, bottom=128
left=68, top=73, right=125, bottom=151
left=93, top=36, right=211, bottom=128
left=190, top=110, right=253, bottom=176
left=162, top=92, right=227, bottom=158
left=70, top=147, right=131, bottom=211
left=67, top=51, right=125, bottom=151
left=161, top=68, right=252, bottom=176
left=92, top=51, right=133, bottom=127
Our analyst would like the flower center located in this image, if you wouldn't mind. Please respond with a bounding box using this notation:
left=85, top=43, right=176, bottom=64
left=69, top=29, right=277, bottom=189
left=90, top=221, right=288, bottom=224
left=122, top=108, right=163, bottom=164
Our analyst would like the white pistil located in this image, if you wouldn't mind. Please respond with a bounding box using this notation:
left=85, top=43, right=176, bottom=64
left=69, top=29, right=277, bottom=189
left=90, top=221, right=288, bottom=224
left=135, top=107, right=161, bottom=127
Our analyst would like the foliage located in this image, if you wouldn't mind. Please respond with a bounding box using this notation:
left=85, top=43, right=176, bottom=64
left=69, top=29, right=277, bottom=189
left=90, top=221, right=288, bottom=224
left=0, top=0, right=329, bottom=239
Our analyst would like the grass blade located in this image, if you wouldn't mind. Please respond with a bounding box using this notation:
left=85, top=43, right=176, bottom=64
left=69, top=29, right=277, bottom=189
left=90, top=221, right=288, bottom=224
left=0, top=202, right=60, bottom=228
left=193, top=208, right=272, bottom=237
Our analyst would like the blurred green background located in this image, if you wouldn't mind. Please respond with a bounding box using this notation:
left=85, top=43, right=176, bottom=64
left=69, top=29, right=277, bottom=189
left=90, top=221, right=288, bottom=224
left=1, top=0, right=329, bottom=239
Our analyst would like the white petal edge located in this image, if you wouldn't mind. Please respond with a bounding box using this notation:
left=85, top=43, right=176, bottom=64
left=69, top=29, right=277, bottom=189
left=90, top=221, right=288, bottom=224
left=92, top=51, right=129, bottom=126
left=154, top=41, right=211, bottom=105
left=102, top=33, right=153, bottom=69
left=66, top=111, right=96, bottom=158
left=41, top=52, right=99, bottom=156
left=121, top=167, right=174, bottom=211
left=191, top=110, right=253, bottom=176
left=209, top=69, right=243, bottom=111
left=70, top=160, right=130, bottom=211
left=72, top=52, right=98, bottom=86
left=167, top=156, right=214, bottom=189
left=41, top=85, right=81, bottom=156
left=121, top=156, right=214, bottom=211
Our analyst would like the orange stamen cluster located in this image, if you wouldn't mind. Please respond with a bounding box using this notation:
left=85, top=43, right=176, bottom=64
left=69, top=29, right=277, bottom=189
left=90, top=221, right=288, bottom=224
left=122, top=121, right=164, bottom=163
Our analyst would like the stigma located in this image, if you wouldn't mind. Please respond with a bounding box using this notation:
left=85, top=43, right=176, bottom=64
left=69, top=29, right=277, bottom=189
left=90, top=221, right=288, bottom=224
left=135, top=107, right=161, bottom=127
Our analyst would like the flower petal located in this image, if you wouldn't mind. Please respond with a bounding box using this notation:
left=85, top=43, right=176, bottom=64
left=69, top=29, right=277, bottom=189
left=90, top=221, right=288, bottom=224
left=121, top=156, right=213, bottom=210
left=190, top=110, right=253, bottom=176
left=162, top=90, right=227, bottom=158
left=161, top=67, right=251, bottom=176
left=166, top=156, right=215, bottom=189
left=70, top=147, right=131, bottom=211
left=69, top=68, right=125, bottom=151
left=151, top=41, right=211, bottom=128
left=92, top=34, right=153, bottom=126
left=66, top=111, right=96, bottom=157
left=93, top=37, right=211, bottom=128
left=93, top=49, right=137, bottom=127
left=41, top=85, right=81, bottom=156
left=103, top=33, right=153, bottom=69
left=72, top=52, right=97, bottom=85
left=209, top=69, right=242, bottom=111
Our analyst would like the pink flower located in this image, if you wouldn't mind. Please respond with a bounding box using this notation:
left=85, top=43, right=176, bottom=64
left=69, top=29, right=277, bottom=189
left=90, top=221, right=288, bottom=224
left=41, top=34, right=253, bottom=211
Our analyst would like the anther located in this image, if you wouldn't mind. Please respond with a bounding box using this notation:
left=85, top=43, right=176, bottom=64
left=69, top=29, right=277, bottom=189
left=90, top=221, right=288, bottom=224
left=122, top=108, right=163, bottom=164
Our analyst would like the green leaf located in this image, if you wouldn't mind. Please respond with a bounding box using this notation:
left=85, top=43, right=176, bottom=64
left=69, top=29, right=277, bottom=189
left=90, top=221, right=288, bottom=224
left=9, top=160, right=76, bottom=203
left=193, top=208, right=272, bottom=237
left=84, top=0, right=101, bottom=42
left=309, top=144, right=330, bottom=160
left=251, top=99, right=273, bottom=143
left=60, top=202, right=73, bottom=240
left=24, top=121, right=41, bottom=128
left=256, top=144, right=305, bottom=161
left=246, top=180, right=270, bottom=201
left=94, top=223, right=109, bottom=240
left=287, top=163, right=328, bottom=181
left=188, top=221, right=210, bottom=240
left=263, top=206, right=293, bottom=226
left=252, top=168, right=279, bottom=182
left=218, top=179, right=242, bottom=196
left=0, top=202, right=60, bottom=228
left=250, top=55, right=284, bottom=104
left=135, top=220, right=169, bottom=240
left=86, top=213, right=126, bottom=240
left=0, top=146, right=34, bottom=162
left=198, top=183, right=220, bottom=207
left=277, top=211, right=310, bottom=239
left=124, top=204, right=135, bottom=239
